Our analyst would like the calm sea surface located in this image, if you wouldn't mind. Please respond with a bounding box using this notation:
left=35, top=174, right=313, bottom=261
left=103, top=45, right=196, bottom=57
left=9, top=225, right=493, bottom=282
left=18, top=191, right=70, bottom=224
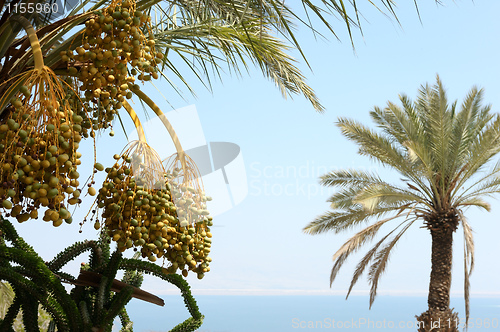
left=123, top=295, right=500, bottom=332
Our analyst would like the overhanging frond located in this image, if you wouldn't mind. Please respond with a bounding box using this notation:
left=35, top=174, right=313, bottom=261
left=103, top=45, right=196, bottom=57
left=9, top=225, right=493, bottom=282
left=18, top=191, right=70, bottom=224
left=152, top=15, right=324, bottom=110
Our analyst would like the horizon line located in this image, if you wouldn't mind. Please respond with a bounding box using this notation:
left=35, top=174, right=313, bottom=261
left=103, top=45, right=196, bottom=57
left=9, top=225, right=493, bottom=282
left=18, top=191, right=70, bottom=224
left=144, top=288, right=500, bottom=297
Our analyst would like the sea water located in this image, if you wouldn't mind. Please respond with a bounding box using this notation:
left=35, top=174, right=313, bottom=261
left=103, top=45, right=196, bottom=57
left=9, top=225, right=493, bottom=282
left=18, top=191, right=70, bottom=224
left=123, top=295, right=500, bottom=331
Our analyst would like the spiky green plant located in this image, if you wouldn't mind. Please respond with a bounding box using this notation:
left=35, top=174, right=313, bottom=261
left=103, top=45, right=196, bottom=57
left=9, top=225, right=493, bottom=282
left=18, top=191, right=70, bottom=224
left=304, top=76, right=500, bottom=332
left=0, top=217, right=203, bottom=331
left=1, top=281, right=52, bottom=331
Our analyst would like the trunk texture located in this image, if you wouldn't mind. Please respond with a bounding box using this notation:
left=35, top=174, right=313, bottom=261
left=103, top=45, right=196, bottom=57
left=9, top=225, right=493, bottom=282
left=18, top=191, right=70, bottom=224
left=416, top=213, right=459, bottom=332
left=428, top=225, right=453, bottom=310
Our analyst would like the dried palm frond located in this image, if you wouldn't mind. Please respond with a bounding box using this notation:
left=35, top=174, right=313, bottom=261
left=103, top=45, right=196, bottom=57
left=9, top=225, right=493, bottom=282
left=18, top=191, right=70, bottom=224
left=460, top=211, right=475, bottom=328
left=328, top=212, right=405, bottom=286
left=367, top=219, right=415, bottom=307
left=346, top=219, right=407, bottom=299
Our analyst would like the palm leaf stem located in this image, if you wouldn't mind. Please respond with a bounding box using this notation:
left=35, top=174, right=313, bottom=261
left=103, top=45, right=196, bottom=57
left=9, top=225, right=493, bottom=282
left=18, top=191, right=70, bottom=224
left=122, top=100, right=147, bottom=143
left=9, top=16, right=44, bottom=71
left=134, top=88, right=187, bottom=173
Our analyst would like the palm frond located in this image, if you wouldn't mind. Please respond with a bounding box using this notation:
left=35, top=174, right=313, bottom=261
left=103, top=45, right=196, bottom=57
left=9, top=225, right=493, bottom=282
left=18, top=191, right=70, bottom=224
left=448, top=87, right=485, bottom=173
left=420, top=77, right=455, bottom=181
left=327, top=212, right=405, bottom=286
left=321, top=171, right=411, bottom=211
left=327, top=186, right=364, bottom=210
left=304, top=204, right=410, bottom=235
left=336, top=116, right=438, bottom=202
left=336, top=117, right=409, bottom=171
left=152, top=14, right=324, bottom=110
left=454, top=115, right=500, bottom=191
left=457, top=197, right=491, bottom=212
left=460, top=211, right=474, bottom=329
left=345, top=218, right=413, bottom=299
left=367, top=219, right=415, bottom=308
left=319, top=169, right=384, bottom=188
left=148, top=0, right=388, bottom=111
left=455, top=163, right=500, bottom=206
left=354, top=183, right=430, bottom=212
left=370, top=99, right=424, bottom=148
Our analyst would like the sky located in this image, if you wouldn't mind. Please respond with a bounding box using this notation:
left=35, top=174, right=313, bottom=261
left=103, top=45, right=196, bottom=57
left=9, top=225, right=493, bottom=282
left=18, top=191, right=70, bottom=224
left=12, top=0, right=500, bottom=311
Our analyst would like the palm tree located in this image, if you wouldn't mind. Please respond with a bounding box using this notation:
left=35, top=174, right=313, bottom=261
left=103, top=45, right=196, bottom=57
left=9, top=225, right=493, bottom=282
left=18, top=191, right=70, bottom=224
left=304, top=76, right=500, bottom=332
left=0, top=0, right=437, bottom=116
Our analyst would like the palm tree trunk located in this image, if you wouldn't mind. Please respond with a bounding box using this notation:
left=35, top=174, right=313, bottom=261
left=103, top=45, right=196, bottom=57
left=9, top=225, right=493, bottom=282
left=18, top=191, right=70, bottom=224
left=416, top=216, right=459, bottom=332
left=428, top=225, right=453, bottom=311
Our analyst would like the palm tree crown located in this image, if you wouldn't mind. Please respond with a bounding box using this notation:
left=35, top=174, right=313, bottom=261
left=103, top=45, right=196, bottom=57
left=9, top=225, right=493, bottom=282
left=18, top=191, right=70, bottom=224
left=304, top=76, right=500, bottom=326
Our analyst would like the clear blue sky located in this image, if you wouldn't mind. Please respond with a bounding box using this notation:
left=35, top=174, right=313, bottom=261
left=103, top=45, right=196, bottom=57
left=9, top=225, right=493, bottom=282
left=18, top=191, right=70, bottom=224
left=14, top=0, right=500, bottom=309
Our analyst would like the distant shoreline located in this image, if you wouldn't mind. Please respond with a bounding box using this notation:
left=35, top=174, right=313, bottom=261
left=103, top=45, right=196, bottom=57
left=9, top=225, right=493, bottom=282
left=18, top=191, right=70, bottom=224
left=143, top=289, right=500, bottom=298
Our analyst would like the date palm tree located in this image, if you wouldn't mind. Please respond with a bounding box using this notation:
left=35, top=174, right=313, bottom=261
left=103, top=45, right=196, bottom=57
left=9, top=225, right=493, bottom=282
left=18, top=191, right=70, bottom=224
left=304, top=76, right=500, bottom=331
left=0, top=0, right=437, bottom=115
